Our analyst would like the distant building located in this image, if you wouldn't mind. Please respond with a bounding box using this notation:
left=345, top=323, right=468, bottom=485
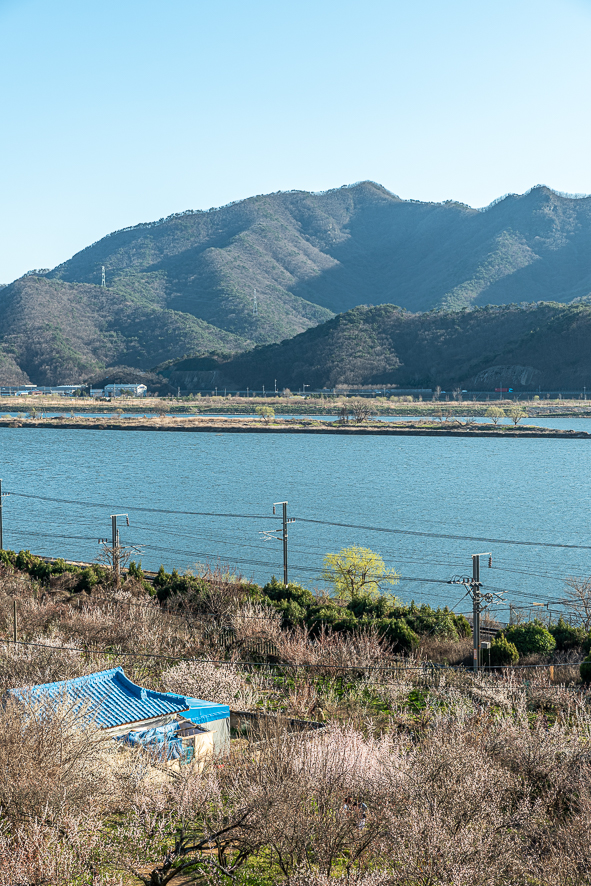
left=104, top=383, right=147, bottom=398
left=0, top=384, right=86, bottom=397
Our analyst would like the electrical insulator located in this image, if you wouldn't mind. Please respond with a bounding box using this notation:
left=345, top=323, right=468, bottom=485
left=488, top=556, right=492, bottom=568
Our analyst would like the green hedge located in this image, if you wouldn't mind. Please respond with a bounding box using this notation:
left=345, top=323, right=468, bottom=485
left=549, top=616, right=588, bottom=651
left=488, top=635, right=519, bottom=666
left=258, top=577, right=467, bottom=652
left=503, top=621, right=556, bottom=657
left=581, top=656, right=591, bottom=683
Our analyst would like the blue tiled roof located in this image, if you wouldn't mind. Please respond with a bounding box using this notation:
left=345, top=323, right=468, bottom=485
left=8, top=667, right=229, bottom=729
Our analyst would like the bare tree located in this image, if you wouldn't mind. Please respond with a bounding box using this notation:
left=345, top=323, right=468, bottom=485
left=349, top=398, right=373, bottom=423
left=563, top=576, right=591, bottom=630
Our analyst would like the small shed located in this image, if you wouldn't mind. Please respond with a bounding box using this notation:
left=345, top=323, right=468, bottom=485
left=8, top=667, right=230, bottom=759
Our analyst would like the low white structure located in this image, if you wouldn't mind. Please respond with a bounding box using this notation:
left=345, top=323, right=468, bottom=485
left=104, top=383, right=147, bottom=398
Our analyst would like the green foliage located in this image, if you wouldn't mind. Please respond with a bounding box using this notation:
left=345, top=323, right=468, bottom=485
left=508, top=406, right=527, bottom=426
left=127, top=560, right=144, bottom=581
left=0, top=549, right=107, bottom=593
left=403, top=603, right=471, bottom=640
left=549, top=616, right=587, bottom=651
left=489, top=634, right=519, bottom=666
left=77, top=566, right=100, bottom=592
left=255, top=406, right=275, bottom=423
left=154, top=567, right=205, bottom=603
left=262, top=577, right=315, bottom=608
left=581, top=656, right=591, bottom=683
left=258, top=578, right=467, bottom=646
left=321, top=546, right=399, bottom=602
left=374, top=617, right=419, bottom=652
left=15, top=550, right=35, bottom=572
left=503, top=621, right=556, bottom=657
left=0, top=550, right=16, bottom=568
left=485, top=406, right=505, bottom=424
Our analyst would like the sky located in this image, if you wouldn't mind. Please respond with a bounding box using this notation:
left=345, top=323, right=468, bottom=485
left=1, top=0, right=591, bottom=283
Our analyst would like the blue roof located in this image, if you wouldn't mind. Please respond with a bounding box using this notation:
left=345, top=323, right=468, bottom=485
left=7, top=667, right=230, bottom=729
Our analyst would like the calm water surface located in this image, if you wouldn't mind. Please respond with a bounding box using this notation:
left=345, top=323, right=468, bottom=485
left=1, top=426, right=590, bottom=619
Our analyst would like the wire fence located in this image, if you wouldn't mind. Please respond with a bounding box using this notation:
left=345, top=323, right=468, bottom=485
left=1, top=636, right=584, bottom=685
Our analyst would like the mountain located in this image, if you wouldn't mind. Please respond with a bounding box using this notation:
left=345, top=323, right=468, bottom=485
left=4, top=180, right=591, bottom=383
left=0, top=276, right=246, bottom=384
left=163, top=302, right=591, bottom=392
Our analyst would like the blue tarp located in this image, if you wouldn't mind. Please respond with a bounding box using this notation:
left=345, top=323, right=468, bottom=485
left=121, top=721, right=186, bottom=760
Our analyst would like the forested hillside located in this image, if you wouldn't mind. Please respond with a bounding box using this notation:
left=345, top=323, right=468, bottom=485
left=0, top=276, right=246, bottom=384
left=4, top=181, right=591, bottom=383
left=165, top=302, right=591, bottom=392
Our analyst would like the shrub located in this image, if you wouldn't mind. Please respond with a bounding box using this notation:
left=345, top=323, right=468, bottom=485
left=503, top=621, right=556, bottom=657
left=77, top=566, right=99, bottom=592
left=488, top=635, right=519, bottom=666
left=0, top=694, right=129, bottom=824
left=549, top=616, right=586, bottom=651
left=161, top=659, right=259, bottom=708
left=580, top=656, right=591, bottom=683
left=375, top=617, right=419, bottom=653
left=263, top=577, right=315, bottom=608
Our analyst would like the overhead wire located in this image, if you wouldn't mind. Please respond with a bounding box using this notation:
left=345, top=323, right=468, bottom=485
left=6, top=489, right=591, bottom=550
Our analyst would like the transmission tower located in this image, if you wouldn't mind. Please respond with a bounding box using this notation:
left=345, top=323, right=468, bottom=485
left=253, top=288, right=258, bottom=318
left=101, top=266, right=106, bottom=288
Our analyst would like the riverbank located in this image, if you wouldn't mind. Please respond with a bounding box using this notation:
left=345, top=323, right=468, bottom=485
left=3, top=394, right=591, bottom=418
left=2, top=415, right=590, bottom=437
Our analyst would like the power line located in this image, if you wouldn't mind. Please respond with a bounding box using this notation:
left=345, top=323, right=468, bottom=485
left=295, top=517, right=591, bottom=551
left=7, top=490, right=591, bottom=551
left=5, top=491, right=269, bottom=521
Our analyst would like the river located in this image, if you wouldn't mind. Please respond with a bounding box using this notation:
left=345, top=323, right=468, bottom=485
left=1, top=425, right=590, bottom=621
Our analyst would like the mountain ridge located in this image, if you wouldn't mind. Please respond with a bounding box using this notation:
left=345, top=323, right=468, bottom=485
left=162, top=301, right=591, bottom=393
left=4, top=181, right=591, bottom=383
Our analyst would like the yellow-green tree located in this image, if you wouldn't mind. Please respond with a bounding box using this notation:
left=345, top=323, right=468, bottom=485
left=508, top=406, right=527, bottom=426
left=485, top=406, right=504, bottom=425
left=321, top=546, right=400, bottom=601
left=255, top=406, right=275, bottom=424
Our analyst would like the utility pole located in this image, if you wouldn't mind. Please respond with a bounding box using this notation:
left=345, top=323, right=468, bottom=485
left=261, top=501, right=296, bottom=587
left=0, top=480, right=10, bottom=551
left=472, top=554, right=481, bottom=671
left=13, top=599, right=17, bottom=643
left=448, top=552, right=497, bottom=672
left=110, top=514, right=129, bottom=588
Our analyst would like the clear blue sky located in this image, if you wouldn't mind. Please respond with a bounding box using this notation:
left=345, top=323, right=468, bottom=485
left=1, top=0, right=590, bottom=283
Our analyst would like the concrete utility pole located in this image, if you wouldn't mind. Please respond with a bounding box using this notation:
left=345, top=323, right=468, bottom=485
left=471, top=552, right=493, bottom=671
left=449, top=553, right=497, bottom=672
left=261, top=502, right=296, bottom=587
left=0, top=479, right=10, bottom=552
left=110, top=513, right=129, bottom=587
